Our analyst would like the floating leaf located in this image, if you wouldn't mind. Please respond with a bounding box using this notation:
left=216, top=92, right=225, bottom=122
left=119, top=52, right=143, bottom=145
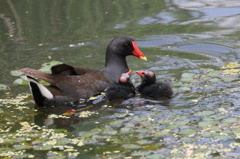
left=122, top=144, right=140, bottom=149
left=201, top=131, right=219, bottom=137
left=179, top=128, right=196, bottom=135
left=174, top=119, right=190, bottom=125
left=56, top=138, right=71, bottom=145
left=81, top=132, right=94, bottom=138
left=109, top=120, right=124, bottom=128
left=181, top=73, right=195, bottom=82
left=10, top=70, right=23, bottom=76
left=13, top=144, right=32, bottom=150
left=133, top=116, right=147, bottom=122
left=195, top=110, right=215, bottom=116
left=136, top=139, right=152, bottom=145
left=209, top=78, right=220, bottom=83
left=207, top=70, right=221, bottom=76
left=39, top=61, right=63, bottom=72
left=114, top=110, right=129, bottom=118
left=154, top=130, right=171, bottom=136
left=131, top=151, right=151, bottom=156
left=222, top=117, right=238, bottom=123
left=198, top=120, right=216, bottom=127
left=166, top=124, right=179, bottom=129
left=120, top=127, right=134, bottom=134
left=144, top=153, right=165, bottom=159
left=33, top=144, right=53, bottom=150
left=179, top=137, right=195, bottom=142
left=13, top=78, right=24, bottom=85
left=102, top=128, right=117, bottom=135
left=181, top=86, right=192, bottom=91
left=213, top=135, right=232, bottom=140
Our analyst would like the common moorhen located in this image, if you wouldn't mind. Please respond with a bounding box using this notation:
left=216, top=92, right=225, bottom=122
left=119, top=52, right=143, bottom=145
left=136, top=71, right=173, bottom=99
left=105, top=70, right=135, bottom=101
left=21, top=36, right=147, bottom=106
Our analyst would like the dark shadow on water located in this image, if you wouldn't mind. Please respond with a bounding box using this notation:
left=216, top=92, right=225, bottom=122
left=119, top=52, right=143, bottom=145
left=33, top=95, right=173, bottom=132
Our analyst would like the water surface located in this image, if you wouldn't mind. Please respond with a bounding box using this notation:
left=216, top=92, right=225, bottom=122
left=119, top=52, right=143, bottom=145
left=1, top=0, right=240, bottom=158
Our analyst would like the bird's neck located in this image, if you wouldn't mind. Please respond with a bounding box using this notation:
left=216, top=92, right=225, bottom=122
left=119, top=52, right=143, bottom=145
left=103, top=54, right=129, bottom=83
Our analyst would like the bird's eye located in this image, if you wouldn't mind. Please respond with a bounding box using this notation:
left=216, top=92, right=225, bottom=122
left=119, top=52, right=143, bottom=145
left=123, top=43, right=131, bottom=48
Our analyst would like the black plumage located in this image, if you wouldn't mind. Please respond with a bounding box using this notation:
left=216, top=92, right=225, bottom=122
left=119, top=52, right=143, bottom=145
left=136, top=71, right=173, bottom=99
left=105, top=70, right=135, bottom=101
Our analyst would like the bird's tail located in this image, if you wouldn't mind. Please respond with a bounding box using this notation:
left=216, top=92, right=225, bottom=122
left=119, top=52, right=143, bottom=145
left=27, top=76, right=53, bottom=106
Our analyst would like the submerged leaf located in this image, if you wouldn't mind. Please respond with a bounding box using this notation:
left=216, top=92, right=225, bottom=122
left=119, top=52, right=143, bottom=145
left=0, top=84, right=9, bottom=90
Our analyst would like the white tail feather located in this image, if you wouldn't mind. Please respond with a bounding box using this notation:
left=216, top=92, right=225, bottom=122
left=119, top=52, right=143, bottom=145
left=27, top=77, right=54, bottom=99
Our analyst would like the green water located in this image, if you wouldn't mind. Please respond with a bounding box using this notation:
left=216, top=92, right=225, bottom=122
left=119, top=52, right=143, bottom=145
left=1, top=0, right=240, bottom=158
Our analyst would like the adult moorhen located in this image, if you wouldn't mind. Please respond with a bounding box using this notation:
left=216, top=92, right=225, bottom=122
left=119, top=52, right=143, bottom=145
left=21, top=36, right=147, bottom=106
left=136, top=71, right=173, bottom=99
left=105, top=70, right=135, bottom=101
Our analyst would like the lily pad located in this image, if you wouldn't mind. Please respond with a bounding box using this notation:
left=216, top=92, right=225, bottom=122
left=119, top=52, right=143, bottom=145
left=131, top=150, right=151, bottom=156
left=179, top=128, right=196, bottom=135
left=166, top=124, right=179, bottom=129
left=122, top=144, right=140, bottom=149
left=207, top=70, right=221, bottom=77
left=120, top=127, right=134, bottom=134
left=181, top=73, right=195, bottom=82
left=174, top=119, right=190, bottom=125
left=39, top=61, right=63, bottom=72
left=222, top=117, right=239, bottom=123
left=109, top=120, right=124, bottom=128
left=33, top=144, right=53, bottom=150
left=13, top=144, right=32, bottom=150
left=10, top=70, right=23, bottom=76
left=145, top=153, right=166, bottom=159
left=195, top=110, right=215, bottom=116
left=102, top=128, right=117, bottom=135
left=136, top=139, right=152, bottom=145
left=201, top=131, right=219, bottom=137
left=198, top=120, right=216, bottom=127
left=213, top=135, right=232, bottom=140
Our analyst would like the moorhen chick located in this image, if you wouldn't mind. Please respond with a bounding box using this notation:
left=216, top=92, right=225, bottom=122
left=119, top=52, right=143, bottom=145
left=21, top=36, right=147, bottom=106
left=105, top=70, right=135, bottom=101
left=136, top=71, right=173, bottom=99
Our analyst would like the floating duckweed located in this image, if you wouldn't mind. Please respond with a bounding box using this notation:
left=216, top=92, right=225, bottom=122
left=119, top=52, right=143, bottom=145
left=3, top=63, right=240, bottom=159
left=221, top=62, right=240, bottom=69
left=79, top=111, right=96, bottom=118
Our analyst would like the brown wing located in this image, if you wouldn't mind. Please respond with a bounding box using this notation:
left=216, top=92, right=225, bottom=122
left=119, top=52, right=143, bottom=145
left=20, top=68, right=112, bottom=99
left=51, top=63, right=95, bottom=75
left=53, top=71, right=112, bottom=99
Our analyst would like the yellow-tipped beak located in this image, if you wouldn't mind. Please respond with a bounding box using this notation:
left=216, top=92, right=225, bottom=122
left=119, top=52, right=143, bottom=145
left=126, top=70, right=132, bottom=75
left=140, top=56, right=147, bottom=61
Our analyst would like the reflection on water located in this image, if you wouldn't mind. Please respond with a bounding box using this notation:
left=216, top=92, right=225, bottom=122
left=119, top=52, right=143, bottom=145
left=1, top=0, right=240, bottom=158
